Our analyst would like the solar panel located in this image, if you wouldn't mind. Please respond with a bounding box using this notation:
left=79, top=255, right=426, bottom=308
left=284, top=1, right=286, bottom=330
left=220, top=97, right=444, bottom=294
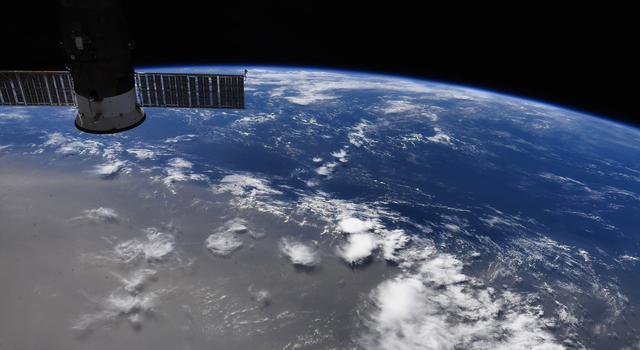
left=135, top=73, right=244, bottom=109
left=0, top=71, right=76, bottom=106
left=0, top=71, right=245, bottom=109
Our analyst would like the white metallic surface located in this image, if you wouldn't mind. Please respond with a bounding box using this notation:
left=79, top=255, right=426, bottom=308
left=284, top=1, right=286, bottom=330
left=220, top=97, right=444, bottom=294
left=75, top=88, right=145, bottom=133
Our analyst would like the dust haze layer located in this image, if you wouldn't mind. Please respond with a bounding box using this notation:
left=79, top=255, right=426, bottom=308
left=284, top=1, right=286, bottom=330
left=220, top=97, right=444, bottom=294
left=1, top=67, right=640, bottom=349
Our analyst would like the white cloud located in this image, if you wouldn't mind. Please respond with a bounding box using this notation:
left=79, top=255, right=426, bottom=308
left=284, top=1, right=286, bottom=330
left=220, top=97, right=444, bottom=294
left=114, top=228, right=175, bottom=263
left=379, top=99, right=422, bottom=114
left=212, top=173, right=287, bottom=217
left=362, top=244, right=564, bottom=350
left=247, top=69, right=494, bottom=106
left=206, top=230, right=243, bottom=256
left=380, top=229, right=409, bottom=261
left=126, top=148, right=156, bottom=160
left=425, top=127, right=454, bottom=146
left=72, top=288, right=160, bottom=333
left=315, top=162, right=338, bottom=176
left=44, top=132, right=68, bottom=146
left=214, top=174, right=282, bottom=197
left=620, top=255, right=639, bottom=262
left=337, top=233, right=378, bottom=264
left=348, top=120, right=376, bottom=148
left=233, top=113, right=277, bottom=125
left=279, top=237, right=320, bottom=266
left=337, top=217, right=374, bottom=234
left=44, top=132, right=102, bottom=156
left=312, top=157, right=323, bottom=163
left=78, top=207, right=119, bottom=223
left=578, top=249, right=590, bottom=262
left=57, top=141, right=102, bottom=155
left=164, top=134, right=197, bottom=143
left=90, top=160, right=126, bottom=178
left=157, top=157, right=208, bottom=193
left=111, top=268, right=157, bottom=295
left=225, top=218, right=249, bottom=234
left=205, top=219, right=251, bottom=256
left=331, top=148, right=348, bottom=163
left=0, top=110, right=30, bottom=121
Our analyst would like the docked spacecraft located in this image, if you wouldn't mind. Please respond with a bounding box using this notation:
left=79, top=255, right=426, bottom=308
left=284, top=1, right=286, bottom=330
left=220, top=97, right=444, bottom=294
left=0, top=0, right=244, bottom=134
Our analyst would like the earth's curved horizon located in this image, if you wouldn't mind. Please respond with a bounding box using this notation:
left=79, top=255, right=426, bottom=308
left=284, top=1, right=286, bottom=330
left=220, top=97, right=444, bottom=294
left=1, top=66, right=639, bottom=349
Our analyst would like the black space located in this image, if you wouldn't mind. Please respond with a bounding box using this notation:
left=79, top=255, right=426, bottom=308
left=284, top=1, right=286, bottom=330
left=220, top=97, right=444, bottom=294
left=1, top=1, right=637, bottom=125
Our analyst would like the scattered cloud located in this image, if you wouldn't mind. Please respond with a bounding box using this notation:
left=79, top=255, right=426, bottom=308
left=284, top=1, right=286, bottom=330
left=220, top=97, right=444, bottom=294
left=164, top=134, right=197, bottom=143
left=206, top=230, right=243, bottom=256
left=362, top=244, right=564, bottom=350
left=114, top=228, right=176, bottom=263
left=337, top=232, right=378, bottom=264
left=331, top=149, right=348, bottom=163
left=315, top=162, right=338, bottom=176
left=0, top=110, right=30, bottom=121
left=205, top=219, right=251, bottom=256
left=44, top=132, right=102, bottom=156
left=425, top=127, right=454, bottom=146
left=90, top=160, right=127, bottom=178
left=337, top=217, right=374, bottom=234
left=76, top=207, right=119, bottom=223
left=279, top=237, right=320, bottom=266
left=126, top=148, right=156, bottom=160
left=157, top=157, right=208, bottom=193
left=348, top=120, right=376, bottom=148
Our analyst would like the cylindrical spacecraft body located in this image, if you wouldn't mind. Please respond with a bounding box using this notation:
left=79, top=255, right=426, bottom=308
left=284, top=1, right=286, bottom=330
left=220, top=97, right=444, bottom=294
left=60, top=0, right=144, bottom=133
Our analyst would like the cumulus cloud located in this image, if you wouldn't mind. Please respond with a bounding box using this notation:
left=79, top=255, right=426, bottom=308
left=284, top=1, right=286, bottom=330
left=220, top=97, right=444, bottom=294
left=77, top=207, right=119, bottom=223
left=225, top=218, right=249, bottom=234
left=213, top=174, right=282, bottom=197
left=57, top=141, right=102, bottom=156
left=620, top=255, right=639, bottom=262
left=72, top=288, right=160, bottom=333
left=315, top=162, right=338, bottom=176
left=90, top=160, right=127, bottom=178
left=206, top=231, right=243, bottom=256
left=348, top=120, right=375, bottom=148
left=114, top=228, right=175, bottom=263
left=164, top=134, right=197, bottom=143
left=233, top=113, right=277, bottom=125
left=205, top=219, right=251, bottom=256
left=279, top=237, right=320, bottom=266
left=44, top=132, right=102, bottom=156
left=212, top=174, right=287, bottom=216
left=362, top=246, right=563, bottom=350
left=111, top=268, right=157, bottom=295
left=379, top=99, right=422, bottom=114
left=425, top=127, right=454, bottom=146
left=337, top=217, right=374, bottom=234
left=0, top=110, right=30, bottom=121
left=331, top=149, right=348, bottom=163
left=247, top=69, right=493, bottom=106
left=126, top=148, right=156, bottom=160
left=158, top=157, right=208, bottom=193
left=379, top=229, right=409, bottom=261
left=337, top=233, right=379, bottom=264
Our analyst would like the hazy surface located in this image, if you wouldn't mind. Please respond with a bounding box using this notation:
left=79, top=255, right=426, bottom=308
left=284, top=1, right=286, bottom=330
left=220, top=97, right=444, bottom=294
left=1, top=67, right=640, bottom=349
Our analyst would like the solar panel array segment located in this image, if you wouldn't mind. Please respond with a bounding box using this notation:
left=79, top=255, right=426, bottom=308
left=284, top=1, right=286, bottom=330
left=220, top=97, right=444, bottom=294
left=135, top=73, right=244, bottom=109
left=0, top=71, right=76, bottom=106
left=0, top=71, right=244, bottom=110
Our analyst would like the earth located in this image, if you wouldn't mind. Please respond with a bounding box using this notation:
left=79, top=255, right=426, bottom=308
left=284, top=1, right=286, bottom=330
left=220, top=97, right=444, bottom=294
left=0, top=67, right=639, bottom=350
